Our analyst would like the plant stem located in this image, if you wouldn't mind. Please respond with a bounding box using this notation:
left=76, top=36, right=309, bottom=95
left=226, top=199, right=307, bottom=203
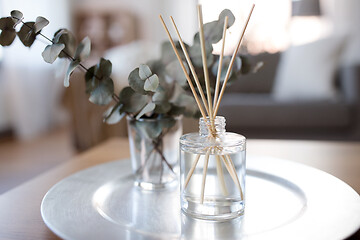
left=17, top=18, right=120, bottom=104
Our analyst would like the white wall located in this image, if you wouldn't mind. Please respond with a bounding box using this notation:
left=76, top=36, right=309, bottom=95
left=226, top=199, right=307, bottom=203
left=0, top=0, right=70, bottom=139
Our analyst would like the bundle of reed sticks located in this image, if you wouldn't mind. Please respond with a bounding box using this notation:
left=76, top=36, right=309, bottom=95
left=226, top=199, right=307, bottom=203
left=160, top=4, right=255, bottom=203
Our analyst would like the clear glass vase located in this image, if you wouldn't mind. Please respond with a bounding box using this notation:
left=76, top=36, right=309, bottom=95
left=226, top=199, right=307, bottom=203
left=127, top=116, right=182, bottom=190
left=180, top=116, right=246, bottom=220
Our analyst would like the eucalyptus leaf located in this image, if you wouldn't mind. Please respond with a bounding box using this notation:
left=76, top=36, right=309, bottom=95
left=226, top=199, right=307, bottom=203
left=165, top=60, right=188, bottom=87
left=17, top=22, right=36, bottom=47
left=128, top=68, right=146, bottom=95
left=152, top=86, right=167, bottom=103
left=74, top=36, right=91, bottom=61
left=0, top=17, right=16, bottom=46
left=85, top=58, right=112, bottom=93
left=167, top=105, right=186, bottom=116
left=53, top=29, right=76, bottom=58
left=158, top=118, right=176, bottom=130
left=64, top=60, right=80, bottom=87
left=10, top=10, right=23, bottom=26
left=33, top=16, right=49, bottom=33
left=95, top=58, right=112, bottom=79
left=188, top=41, right=213, bottom=67
left=84, top=58, right=114, bottom=105
left=118, top=87, right=147, bottom=113
left=154, top=102, right=171, bottom=114
left=136, top=102, right=156, bottom=120
left=160, top=41, right=183, bottom=64
left=88, top=77, right=114, bottom=105
left=144, top=74, right=159, bottom=92
left=212, top=56, right=241, bottom=82
left=201, top=9, right=235, bottom=44
left=42, top=43, right=65, bottom=63
left=10, top=10, right=23, bottom=21
left=103, top=103, right=125, bottom=124
left=135, top=120, right=162, bottom=139
left=139, top=64, right=152, bottom=80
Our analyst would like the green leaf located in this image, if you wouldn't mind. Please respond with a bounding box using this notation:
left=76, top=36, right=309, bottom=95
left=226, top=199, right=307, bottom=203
left=74, top=36, right=91, bottom=61
left=42, top=43, right=65, bottom=63
left=144, top=74, right=159, bottom=92
left=136, top=102, right=156, bottom=120
left=64, top=60, right=80, bottom=87
left=0, top=17, right=16, bottom=46
left=10, top=10, right=23, bottom=26
left=17, top=22, right=36, bottom=47
left=212, top=56, right=241, bottom=82
left=33, top=16, right=49, bottom=33
left=202, top=9, right=235, bottom=44
left=85, top=58, right=112, bottom=92
left=103, top=103, right=125, bottom=124
left=152, top=86, right=167, bottom=103
left=88, top=77, right=114, bottom=105
left=10, top=10, right=23, bottom=20
left=167, top=105, right=185, bottom=116
left=118, top=87, right=147, bottom=113
left=165, top=60, right=188, bottom=87
left=160, top=41, right=185, bottom=64
left=135, top=120, right=162, bottom=139
left=53, top=29, right=76, bottom=58
left=128, top=68, right=146, bottom=95
left=84, top=58, right=114, bottom=105
left=154, top=102, right=171, bottom=114
left=188, top=40, right=213, bottom=67
left=139, top=64, right=152, bottom=80
left=158, top=118, right=176, bottom=130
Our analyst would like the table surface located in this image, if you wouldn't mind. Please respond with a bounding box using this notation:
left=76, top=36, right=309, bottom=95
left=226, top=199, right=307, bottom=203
left=1, top=138, right=359, bottom=240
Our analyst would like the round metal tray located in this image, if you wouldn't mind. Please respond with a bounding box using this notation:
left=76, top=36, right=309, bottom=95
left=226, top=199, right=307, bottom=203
left=41, top=156, right=360, bottom=240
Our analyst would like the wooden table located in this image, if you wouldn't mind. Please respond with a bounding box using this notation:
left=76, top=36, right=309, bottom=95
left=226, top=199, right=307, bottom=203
left=0, top=138, right=359, bottom=240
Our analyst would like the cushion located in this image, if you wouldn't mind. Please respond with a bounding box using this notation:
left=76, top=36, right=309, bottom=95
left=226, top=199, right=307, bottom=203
left=273, top=36, right=345, bottom=102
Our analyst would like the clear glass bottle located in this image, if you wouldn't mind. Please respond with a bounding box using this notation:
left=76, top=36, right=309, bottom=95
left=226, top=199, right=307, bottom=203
left=180, top=116, right=246, bottom=220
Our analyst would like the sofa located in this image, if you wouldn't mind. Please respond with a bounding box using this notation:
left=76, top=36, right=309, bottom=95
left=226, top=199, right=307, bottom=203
left=218, top=52, right=360, bottom=141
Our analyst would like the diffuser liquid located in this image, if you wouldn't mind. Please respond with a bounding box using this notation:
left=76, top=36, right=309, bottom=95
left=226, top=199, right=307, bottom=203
left=180, top=148, right=246, bottom=220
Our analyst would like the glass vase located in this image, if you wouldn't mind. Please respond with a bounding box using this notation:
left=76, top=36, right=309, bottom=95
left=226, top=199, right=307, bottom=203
left=180, top=116, right=246, bottom=220
left=127, top=116, right=182, bottom=190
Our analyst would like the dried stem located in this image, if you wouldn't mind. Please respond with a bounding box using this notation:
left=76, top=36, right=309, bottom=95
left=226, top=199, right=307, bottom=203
left=213, top=16, right=228, bottom=109
left=170, top=16, right=210, bottom=116
left=184, top=154, right=201, bottom=189
left=216, top=155, right=228, bottom=196
left=197, top=5, right=215, bottom=131
left=159, top=15, right=208, bottom=122
left=213, top=4, right=255, bottom=116
left=200, top=148, right=210, bottom=204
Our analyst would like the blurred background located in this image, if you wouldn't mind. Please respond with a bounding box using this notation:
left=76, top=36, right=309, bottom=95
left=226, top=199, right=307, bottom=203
left=0, top=0, right=359, bottom=193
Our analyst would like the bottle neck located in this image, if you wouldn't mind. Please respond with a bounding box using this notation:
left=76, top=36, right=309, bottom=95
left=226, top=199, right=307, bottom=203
left=199, top=116, right=226, bottom=137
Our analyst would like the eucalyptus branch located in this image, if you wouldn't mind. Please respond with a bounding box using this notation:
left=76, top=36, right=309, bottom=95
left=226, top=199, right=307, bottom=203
left=13, top=16, right=119, bottom=104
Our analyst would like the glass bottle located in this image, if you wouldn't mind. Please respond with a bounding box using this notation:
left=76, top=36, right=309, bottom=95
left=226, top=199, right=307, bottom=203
left=180, top=116, right=246, bottom=220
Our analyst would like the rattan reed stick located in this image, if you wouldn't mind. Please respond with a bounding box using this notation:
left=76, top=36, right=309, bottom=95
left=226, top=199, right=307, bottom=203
left=184, top=153, right=201, bottom=189
left=214, top=4, right=255, bottom=116
left=220, top=155, right=243, bottom=199
left=169, top=16, right=210, bottom=116
left=213, top=16, right=228, bottom=110
left=159, top=15, right=208, bottom=121
left=216, top=155, right=228, bottom=196
left=197, top=5, right=215, bottom=127
left=200, top=148, right=211, bottom=204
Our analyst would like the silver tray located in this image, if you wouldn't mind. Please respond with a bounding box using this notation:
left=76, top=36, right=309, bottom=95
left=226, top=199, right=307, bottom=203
left=41, top=156, right=360, bottom=240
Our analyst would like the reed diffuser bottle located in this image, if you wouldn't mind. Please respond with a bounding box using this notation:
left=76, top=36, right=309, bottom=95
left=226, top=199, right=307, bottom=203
left=180, top=116, right=246, bottom=220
